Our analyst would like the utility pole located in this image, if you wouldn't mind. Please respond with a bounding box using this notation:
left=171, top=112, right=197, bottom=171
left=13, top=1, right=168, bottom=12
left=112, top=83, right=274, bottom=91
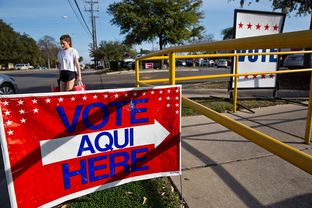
left=85, top=0, right=98, bottom=65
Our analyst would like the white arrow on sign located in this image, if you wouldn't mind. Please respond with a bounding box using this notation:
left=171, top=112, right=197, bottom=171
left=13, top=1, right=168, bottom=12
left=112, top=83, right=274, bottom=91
left=40, top=120, right=170, bottom=165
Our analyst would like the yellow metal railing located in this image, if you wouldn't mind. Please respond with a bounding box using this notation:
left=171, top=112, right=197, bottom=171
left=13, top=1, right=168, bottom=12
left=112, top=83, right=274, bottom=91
left=182, top=96, right=312, bottom=175
left=134, top=29, right=312, bottom=175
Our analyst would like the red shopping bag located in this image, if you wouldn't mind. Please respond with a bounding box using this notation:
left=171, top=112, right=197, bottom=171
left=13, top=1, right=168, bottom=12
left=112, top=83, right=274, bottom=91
left=73, top=81, right=86, bottom=91
left=51, top=79, right=60, bottom=92
left=51, top=86, right=60, bottom=92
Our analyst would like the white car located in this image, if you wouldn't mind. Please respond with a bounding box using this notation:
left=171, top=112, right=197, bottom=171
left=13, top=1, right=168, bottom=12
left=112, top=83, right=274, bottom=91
left=15, top=63, right=33, bottom=70
left=200, top=59, right=214, bottom=67
left=216, top=59, right=228, bottom=68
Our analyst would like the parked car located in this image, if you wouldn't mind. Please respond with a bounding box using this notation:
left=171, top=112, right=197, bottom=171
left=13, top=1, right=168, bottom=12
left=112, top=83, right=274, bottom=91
left=184, top=59, right=200, bottom=67
left=176, top=59, right=186, bottom=67
left=0, top=74, right=18, bottom=94
left=200, top=59, right=215, bottom=67
left=283, top=54, right=304, bottom=69
left=216, top=59, right=228, bottom=68
left=84, top=64, right=91, bottom=69
left=15, top=63, right=33, bottom=70
left=95, top=65, right=104, bottom=70
left=226, top=59, right=232, bottom=66
left=34, top=65, right=48, bottom=70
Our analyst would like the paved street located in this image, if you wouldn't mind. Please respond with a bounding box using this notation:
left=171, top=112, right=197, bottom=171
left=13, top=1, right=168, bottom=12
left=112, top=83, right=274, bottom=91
left=0, top=67, right=231, bottom=94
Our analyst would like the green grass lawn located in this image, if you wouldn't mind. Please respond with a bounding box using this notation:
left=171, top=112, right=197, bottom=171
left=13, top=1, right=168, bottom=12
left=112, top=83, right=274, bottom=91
left=60, top=178, right=182, bottom=208
left=181, top=97, right=304, bottom=116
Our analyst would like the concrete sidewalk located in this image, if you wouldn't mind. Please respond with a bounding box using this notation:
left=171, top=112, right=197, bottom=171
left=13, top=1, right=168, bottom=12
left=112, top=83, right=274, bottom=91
left=171, top=103, right=312, bottom=208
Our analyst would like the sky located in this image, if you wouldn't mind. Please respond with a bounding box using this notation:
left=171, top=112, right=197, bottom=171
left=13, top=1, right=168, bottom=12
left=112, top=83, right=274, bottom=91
left=0, top=0, right=311, bottom=63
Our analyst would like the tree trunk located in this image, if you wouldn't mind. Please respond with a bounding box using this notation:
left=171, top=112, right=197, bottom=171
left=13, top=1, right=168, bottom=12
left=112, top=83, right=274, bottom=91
left=158, top=34, right=163, bottom=50
left=47, top=57, right=51, bottom=69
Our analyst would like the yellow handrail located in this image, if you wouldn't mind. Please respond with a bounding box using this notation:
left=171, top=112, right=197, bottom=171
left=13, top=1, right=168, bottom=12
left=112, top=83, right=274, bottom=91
left=182, top=96, right=312, bottom=175
left=136, top=30, right=312, bottom=59
left=134, top=29, right=312, bottom=175
left=135, top=29, right=312, bottom=146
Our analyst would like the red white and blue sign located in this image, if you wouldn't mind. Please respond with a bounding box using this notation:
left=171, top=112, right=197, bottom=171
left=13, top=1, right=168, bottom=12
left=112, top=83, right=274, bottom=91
left=232, top=9, right=285, bottom=88
left=0, top=85, right=181, bottom=208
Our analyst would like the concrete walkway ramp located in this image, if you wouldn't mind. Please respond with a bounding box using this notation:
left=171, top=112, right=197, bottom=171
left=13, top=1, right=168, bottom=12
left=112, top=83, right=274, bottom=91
left=171, top=104, right=312, bottom=208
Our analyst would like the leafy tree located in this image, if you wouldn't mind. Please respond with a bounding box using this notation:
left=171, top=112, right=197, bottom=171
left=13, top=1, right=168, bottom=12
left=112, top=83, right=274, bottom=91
left=233, top=0, right=311, bottom=16
left=38, top=36, right=59, bottom=68
left=79, top=57, right=83, bottom=63
left=221, top=27, right=234, bottom=40
left=93, top=40, right=136, bottom=68
left=0, top=19, right=41, bottom=66
left=190, top=24, right=205, bottom=43
left=107, top=0, right=204, bottom=50
left=201, top=33, right=215, bottom=43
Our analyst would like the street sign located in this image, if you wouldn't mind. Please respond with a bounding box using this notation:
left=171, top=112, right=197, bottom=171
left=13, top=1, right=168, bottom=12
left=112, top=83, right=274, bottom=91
left=232, top=9, right=285, bottom=89
left=0, top=86, right=181, bottom=208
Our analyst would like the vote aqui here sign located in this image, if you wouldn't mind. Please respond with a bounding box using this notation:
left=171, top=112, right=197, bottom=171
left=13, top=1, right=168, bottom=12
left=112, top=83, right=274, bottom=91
left=0, top=86, right=181, bottom=208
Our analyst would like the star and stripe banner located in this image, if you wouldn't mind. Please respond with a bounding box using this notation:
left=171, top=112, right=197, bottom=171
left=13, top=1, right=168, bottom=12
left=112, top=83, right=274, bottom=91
left=0, top=86, right=181, bottom=208
left=232, top=9, right=285, bottom=89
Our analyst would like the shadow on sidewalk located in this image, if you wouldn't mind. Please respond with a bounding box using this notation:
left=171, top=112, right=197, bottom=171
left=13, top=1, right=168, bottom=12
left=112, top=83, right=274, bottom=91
left=181, top=140, right=263, bottom=207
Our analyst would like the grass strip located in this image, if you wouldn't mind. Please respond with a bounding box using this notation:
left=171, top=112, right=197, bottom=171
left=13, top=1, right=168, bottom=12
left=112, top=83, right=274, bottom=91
left=60, top=177, right=182, bottom=208
left=182, top=97, right=306, bottom=116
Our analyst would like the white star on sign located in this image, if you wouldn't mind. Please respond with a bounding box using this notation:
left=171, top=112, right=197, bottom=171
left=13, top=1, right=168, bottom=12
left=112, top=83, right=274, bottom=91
left=19, top=109, right=25, bottom=114
left=33, top=108, right=39, bottom=113
left=4, top=110, right=10, bottom=116
left=71, top=97, right=75, bottom=101
left=3, top=101, right=9, bottom=106
left=82, top=96, right=87, bottom=100
left=175, top=103, right=179, bottom=107
left=58, top=97, right=64, bottom=102
left=160, top=90, right=163, bottom=94
left=159, top=97, right=162, bottom=101
left=175, top=96, right=179, bottom=100
left=167, top=104, right=170, bottom=107
left=18, top=100, right=24, bottom=105
left=20, top=118, right=26, bottom=123
left=124, top=93, right=128, bottom=97
left=167, top=89, right=171, bottom=93
left=104, top=94, right=108, bottom=98
left=176, top=110, right=179, bottom=114
left=8, top=130, right=13, bottom=135
left=167, top=96, right=170, bottom=100
left=151, top=91, right=154, bottom=94
left=32, top=99, right=38, bottom=104
left=93, top=95, right=98, bottom=99
left=45, top=98, right=51, bottom=103
left=6, top=120, right=12, bottom=126
left=114, top=94, right=119, bottom=98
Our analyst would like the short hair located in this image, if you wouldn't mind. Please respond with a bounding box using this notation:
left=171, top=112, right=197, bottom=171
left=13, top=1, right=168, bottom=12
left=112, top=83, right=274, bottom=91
left=60, top=34, right=72, bottom=47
